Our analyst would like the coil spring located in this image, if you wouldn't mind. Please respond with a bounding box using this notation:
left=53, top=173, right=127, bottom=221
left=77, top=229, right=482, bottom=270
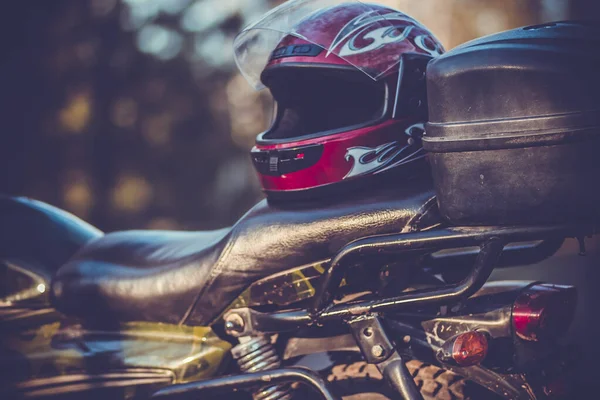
left=231, top=336, right=293, bottom=400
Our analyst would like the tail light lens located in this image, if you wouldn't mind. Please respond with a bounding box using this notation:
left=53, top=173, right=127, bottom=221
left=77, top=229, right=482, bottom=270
left=438, top=331, right=488, bottom=367
left=512, top=284, right=577, bottom=342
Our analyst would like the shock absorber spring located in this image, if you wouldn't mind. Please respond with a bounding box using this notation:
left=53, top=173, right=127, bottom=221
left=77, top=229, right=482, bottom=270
left=231, top=336, right=293, bottom=400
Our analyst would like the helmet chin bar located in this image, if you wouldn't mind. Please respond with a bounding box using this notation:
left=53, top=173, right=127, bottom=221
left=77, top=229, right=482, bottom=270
left=251, top=144, right=324, bottom=177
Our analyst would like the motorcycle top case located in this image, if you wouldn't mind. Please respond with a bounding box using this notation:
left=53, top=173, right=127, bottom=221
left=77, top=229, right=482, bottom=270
left=422, top=21, right=600, bottom=226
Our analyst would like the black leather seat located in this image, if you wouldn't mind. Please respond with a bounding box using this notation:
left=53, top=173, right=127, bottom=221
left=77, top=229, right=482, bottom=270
left=51, top=180, right=440, bottom=326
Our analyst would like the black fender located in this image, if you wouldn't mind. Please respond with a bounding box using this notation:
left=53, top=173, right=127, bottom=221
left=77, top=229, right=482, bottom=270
left=0, top=196, right=102, bottom=281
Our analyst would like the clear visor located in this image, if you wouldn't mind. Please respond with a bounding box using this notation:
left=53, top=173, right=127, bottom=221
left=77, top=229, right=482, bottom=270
left=234, top=0, right=419, bottom=90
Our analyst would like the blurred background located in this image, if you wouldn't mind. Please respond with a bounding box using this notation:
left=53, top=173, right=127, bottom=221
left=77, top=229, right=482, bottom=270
left=1, top=0, right=600, bottom=392
left=1, top=0, right=599, bottom=232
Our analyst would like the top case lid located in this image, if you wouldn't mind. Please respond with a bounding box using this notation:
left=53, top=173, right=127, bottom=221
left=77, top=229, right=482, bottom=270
left=424, top=21, right=600, bottom=142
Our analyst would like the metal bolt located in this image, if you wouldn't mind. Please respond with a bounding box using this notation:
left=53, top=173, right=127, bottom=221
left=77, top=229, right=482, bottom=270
left=371, top=344, right=385, bottom=358
left=224, top=321, right=235, bottom=331
left=224, top=313, right=245, bottom=334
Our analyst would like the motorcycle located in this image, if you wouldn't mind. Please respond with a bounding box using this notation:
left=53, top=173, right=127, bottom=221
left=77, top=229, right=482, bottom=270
left=0, top=180, right=590, bottom=400
left=2, top=8, right=599, bottom=400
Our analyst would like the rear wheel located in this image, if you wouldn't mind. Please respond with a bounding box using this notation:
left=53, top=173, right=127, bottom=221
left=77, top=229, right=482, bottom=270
left=326, top=360, right=468, bottom=400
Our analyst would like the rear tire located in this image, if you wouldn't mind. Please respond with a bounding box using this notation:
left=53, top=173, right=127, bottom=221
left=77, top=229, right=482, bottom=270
left=326, top=360, right=468, bottom=400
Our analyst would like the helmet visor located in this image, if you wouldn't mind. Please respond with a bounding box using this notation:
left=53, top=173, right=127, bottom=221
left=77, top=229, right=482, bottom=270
left=263, top=67, right=387, bottom=141
left=234, top=0, right=434, bottom=90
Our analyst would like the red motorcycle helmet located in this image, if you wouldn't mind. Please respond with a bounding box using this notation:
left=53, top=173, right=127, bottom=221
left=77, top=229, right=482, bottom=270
left=234, top=0, right=444, bottom=200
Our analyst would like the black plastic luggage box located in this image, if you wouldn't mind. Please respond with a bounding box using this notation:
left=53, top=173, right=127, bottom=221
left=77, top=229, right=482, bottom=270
left=423, top=21, right=600, bottom=225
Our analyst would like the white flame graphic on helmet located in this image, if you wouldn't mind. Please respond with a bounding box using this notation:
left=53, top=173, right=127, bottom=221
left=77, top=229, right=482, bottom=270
left=327, top=10, right=442, bottom=57
left=344, top=123, right=425, bottom=179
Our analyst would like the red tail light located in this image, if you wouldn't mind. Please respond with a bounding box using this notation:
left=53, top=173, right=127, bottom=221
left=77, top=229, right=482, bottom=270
left=438, top=331, right=488, bottom=367
left=512, top=284, right=577, bottom=342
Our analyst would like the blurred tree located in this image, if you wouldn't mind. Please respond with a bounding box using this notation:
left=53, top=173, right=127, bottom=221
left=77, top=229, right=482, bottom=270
left=0, top=0, right=273, bottom=232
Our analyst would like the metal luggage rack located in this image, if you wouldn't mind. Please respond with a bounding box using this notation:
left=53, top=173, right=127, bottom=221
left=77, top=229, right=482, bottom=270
left=224, top=224, right=596, bottom=334
left=152, top=223, right=597, bottom=400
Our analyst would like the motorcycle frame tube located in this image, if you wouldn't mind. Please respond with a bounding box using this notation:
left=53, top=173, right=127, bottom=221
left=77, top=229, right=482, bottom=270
left=150, top=367, right=339, bottom=400
left=348, top=314, right=425, bottom=400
